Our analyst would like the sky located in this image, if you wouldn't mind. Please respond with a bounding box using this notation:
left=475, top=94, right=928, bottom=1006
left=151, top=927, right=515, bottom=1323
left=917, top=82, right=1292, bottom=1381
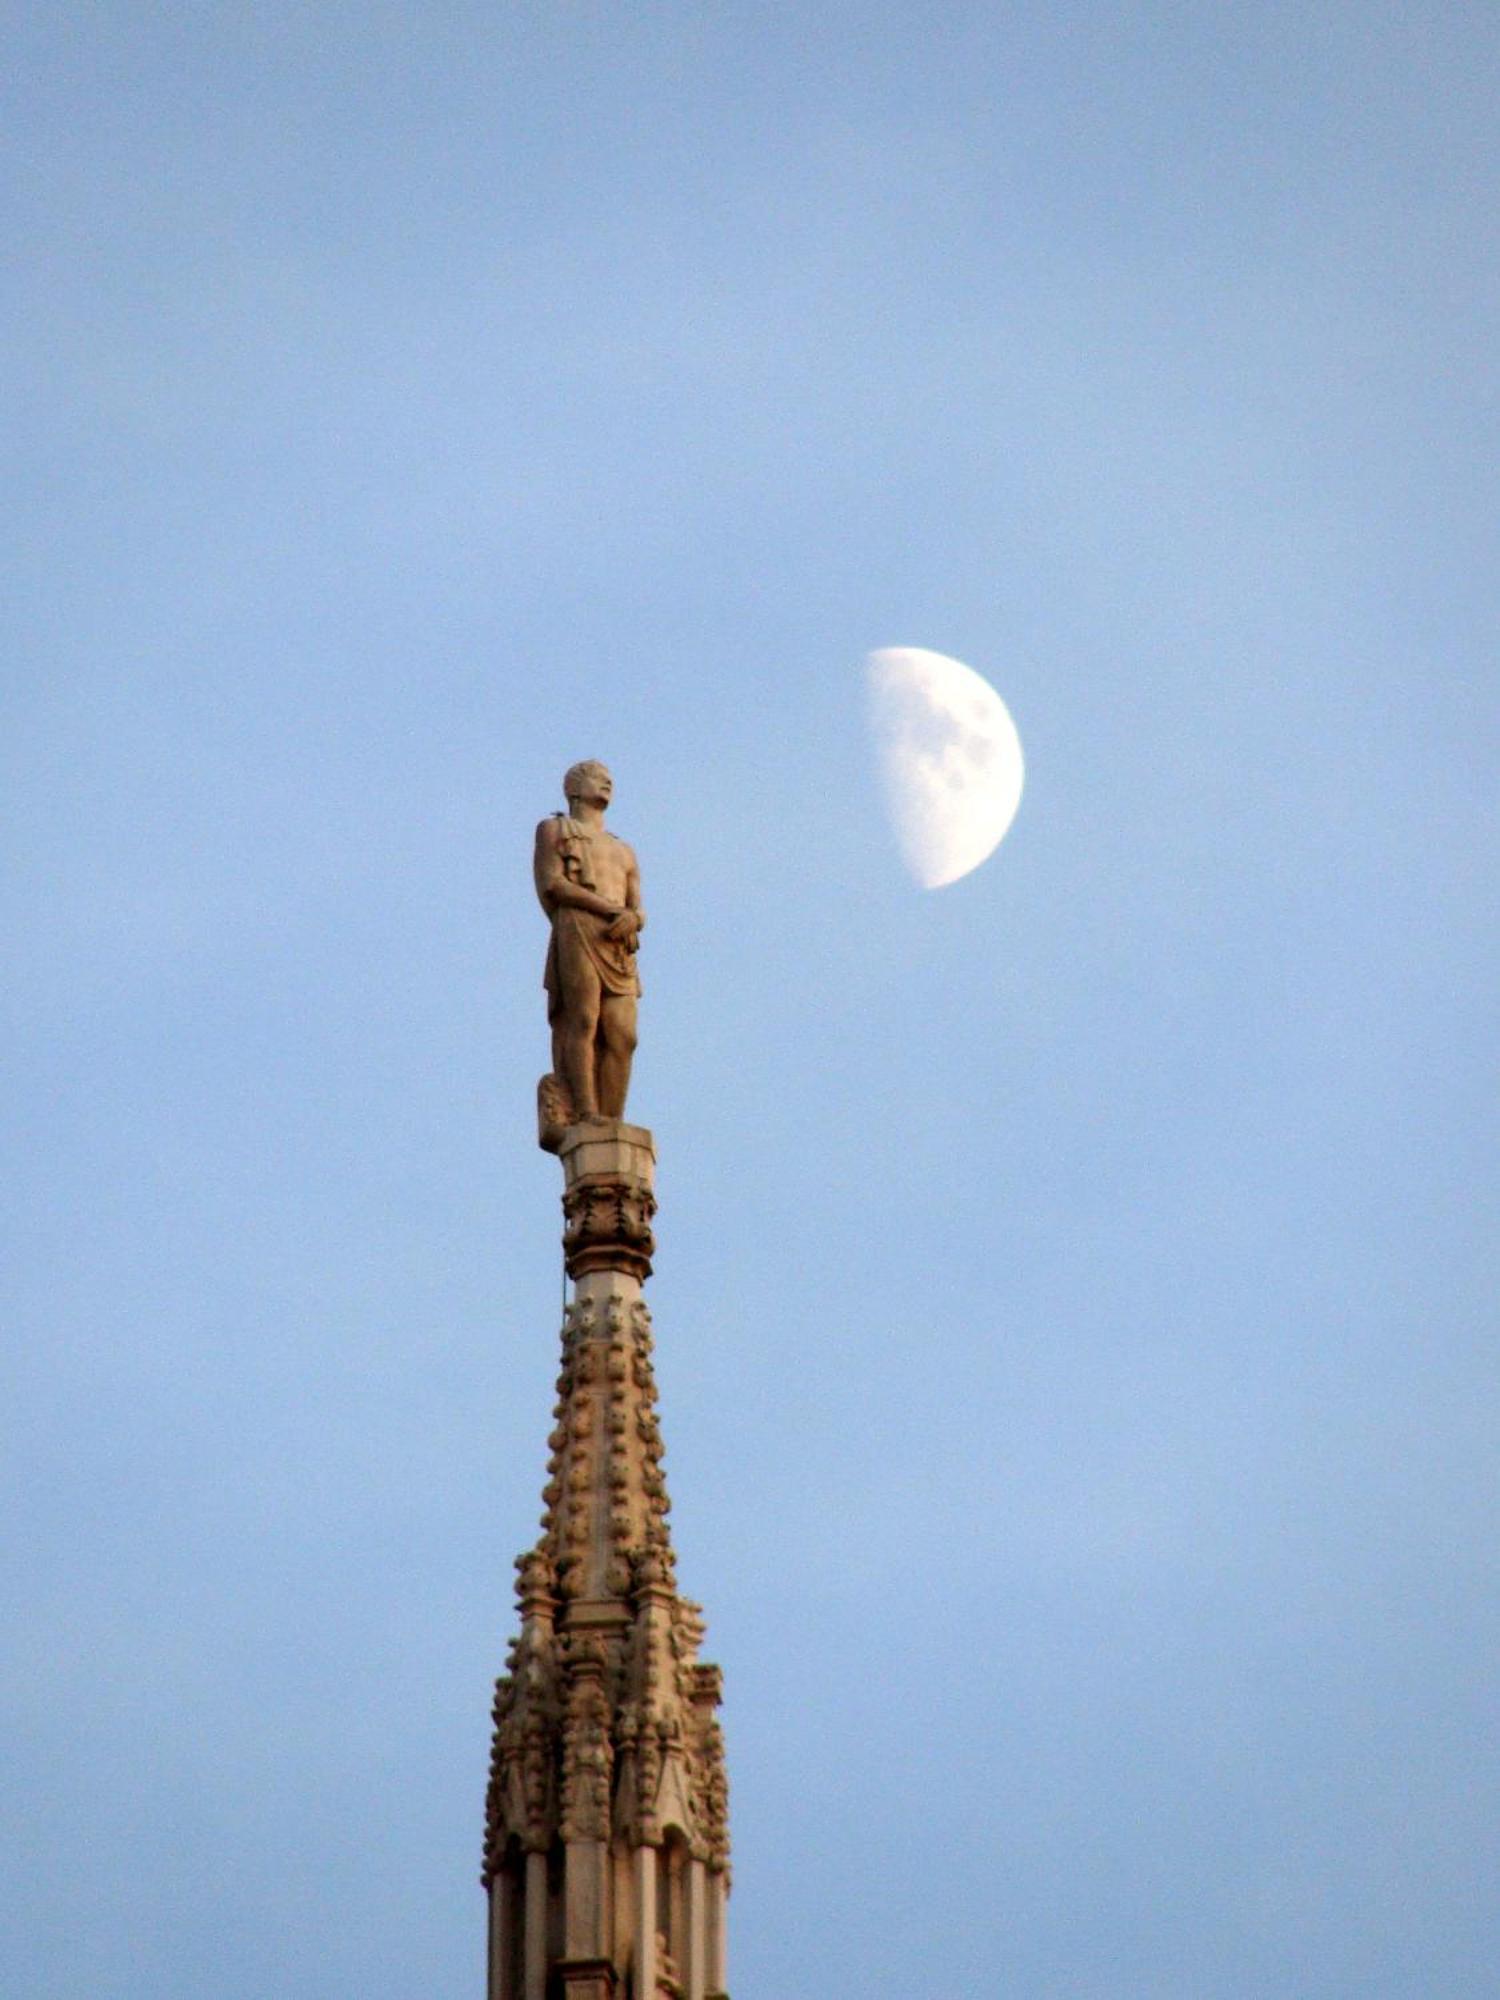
left=3, top=4, right=1497, bottom=1995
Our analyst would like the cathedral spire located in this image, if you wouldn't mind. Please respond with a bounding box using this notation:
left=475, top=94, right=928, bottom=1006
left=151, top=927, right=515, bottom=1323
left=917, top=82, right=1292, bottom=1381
left=483, top=772, right=729, bottom=2000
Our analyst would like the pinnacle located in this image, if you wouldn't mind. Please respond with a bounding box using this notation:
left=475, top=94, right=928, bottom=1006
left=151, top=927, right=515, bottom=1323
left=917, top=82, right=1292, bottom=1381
left=483, top=1117, right=729, bottom=1994
left=483, top=1284, right=728, bottom=1891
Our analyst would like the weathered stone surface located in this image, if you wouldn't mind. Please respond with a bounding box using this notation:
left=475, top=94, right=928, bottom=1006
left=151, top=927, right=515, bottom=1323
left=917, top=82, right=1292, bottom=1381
left=492, top=774, right=727, bottom=1996
left=535, top=762, right=643, bottom=1127
left=556, top=1959, right=617, bottom=2000
left=484, top=1120, right=730, bottom=2000
left=557, top=1121, right=657, bottom=1282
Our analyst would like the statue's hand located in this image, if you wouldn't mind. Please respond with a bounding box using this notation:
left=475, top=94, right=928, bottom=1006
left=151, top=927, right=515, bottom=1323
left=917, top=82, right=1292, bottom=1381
left=603, top=910, right=639, bottom=942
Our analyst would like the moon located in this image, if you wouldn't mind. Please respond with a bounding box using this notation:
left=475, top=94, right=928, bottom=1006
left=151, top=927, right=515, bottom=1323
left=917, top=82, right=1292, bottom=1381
left=865, top=647, right=1025, bottom=889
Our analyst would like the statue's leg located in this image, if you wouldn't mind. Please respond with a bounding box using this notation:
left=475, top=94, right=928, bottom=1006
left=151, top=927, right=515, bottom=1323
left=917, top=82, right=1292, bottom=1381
left=558, top=968, right=603, bottom=1119
left=596, top=995, right=638, bottom=1120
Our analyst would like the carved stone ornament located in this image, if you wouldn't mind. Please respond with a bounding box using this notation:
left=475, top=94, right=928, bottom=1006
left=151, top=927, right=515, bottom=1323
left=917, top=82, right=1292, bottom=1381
left=559, top=1649, right=613, bottom=1844
left=537, top=1071, right=576, bottom=1154
left=561, top=1175, right=657, bottom=1281
left=654, top=1932, right=685, bottom=1999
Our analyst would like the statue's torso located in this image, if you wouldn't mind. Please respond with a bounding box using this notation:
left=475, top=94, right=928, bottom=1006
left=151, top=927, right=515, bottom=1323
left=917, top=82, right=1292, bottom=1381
left=554, top=815, right=633, bottom=905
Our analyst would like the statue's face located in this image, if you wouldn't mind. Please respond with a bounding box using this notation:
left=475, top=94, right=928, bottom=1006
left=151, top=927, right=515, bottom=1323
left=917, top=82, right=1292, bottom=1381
left=565, top=761, right=612, bottom=809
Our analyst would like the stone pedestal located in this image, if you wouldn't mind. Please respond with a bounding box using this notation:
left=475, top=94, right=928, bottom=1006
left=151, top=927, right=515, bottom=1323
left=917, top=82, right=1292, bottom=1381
left=559, top=1122, right=656, bottom=1282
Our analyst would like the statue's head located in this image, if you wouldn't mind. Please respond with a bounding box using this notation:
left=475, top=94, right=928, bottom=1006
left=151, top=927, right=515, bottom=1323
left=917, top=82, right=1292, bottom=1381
left=563, top=759, right=613, bottom=808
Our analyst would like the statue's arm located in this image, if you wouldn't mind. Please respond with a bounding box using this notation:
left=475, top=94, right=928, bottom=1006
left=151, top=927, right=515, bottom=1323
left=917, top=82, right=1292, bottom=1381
left=626, top=849, right=644, bottom=928
left=604, top=847, right=645, bottom=941
left=533, top=819, right=626, bottom=919
left=532, top=821, right=556, bottom=915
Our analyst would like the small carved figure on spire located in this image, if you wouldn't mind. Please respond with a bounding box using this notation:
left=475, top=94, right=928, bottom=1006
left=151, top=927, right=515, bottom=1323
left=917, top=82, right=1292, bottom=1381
left=535, top=760, right=644, bottom=1144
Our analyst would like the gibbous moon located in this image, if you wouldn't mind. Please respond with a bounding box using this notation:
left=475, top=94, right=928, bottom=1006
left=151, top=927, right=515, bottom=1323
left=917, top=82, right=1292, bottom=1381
left=865, top=647, right=1025, bottom=889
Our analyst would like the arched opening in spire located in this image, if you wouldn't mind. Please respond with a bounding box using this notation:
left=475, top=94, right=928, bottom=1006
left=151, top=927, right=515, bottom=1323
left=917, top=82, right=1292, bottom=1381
left=655, top=1828, right=690, bottom=1990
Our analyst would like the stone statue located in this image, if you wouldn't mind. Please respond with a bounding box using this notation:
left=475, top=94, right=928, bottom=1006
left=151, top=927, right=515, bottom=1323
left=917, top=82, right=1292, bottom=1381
left=534, top=760, right=644, bottom=1141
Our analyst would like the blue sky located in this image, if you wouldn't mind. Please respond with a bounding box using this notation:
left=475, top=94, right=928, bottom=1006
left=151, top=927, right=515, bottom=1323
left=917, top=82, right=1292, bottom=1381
left=4, top=5, right=1496, bottom=1995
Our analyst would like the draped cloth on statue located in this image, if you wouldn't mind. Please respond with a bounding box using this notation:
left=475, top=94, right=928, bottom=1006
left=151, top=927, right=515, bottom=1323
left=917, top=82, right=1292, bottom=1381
left=544, top=907, right=641, bottom=1012
left=542, top=816, right=641, bottom=1017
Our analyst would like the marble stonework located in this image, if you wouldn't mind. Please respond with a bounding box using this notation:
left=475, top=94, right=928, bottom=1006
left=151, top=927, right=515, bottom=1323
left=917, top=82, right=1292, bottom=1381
left=485, top=778, right=729, bottom=2000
